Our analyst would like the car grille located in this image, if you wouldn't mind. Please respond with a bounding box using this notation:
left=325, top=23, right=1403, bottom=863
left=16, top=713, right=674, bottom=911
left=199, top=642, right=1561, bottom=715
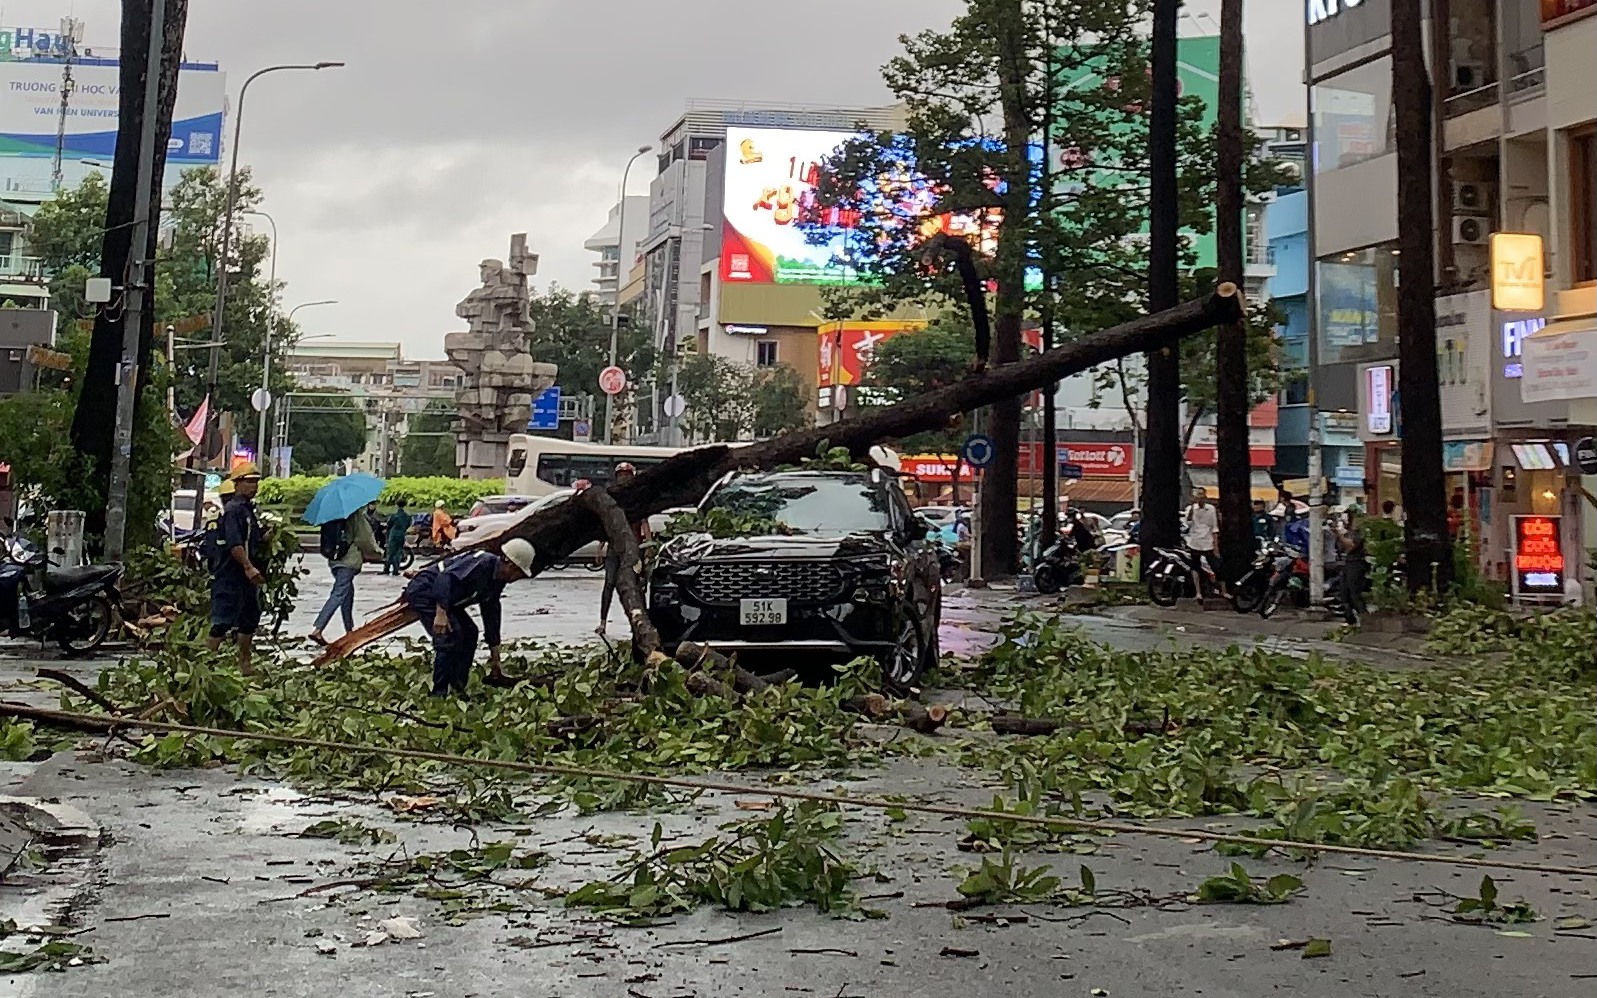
left=690, top=561, right=846, bottom=605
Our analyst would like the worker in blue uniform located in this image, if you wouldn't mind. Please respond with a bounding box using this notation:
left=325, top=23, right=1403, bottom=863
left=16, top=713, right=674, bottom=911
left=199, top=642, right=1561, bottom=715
left=401, top=539, right=536, bottom=696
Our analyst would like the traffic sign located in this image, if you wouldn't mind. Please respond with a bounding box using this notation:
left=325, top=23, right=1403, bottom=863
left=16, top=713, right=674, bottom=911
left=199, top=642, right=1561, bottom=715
left=962, top=434, right=996, bottom=469
left=250, top=387, right=272, bottom=413
left=527, top=386, right=560, bottom=430
left=572, top=419, right=593, bottom=443
left=598, top=366, right=627, bottom=395
left=1575, top=437, right=1597, bottom=475
left=663, top=393, right=687, bottom=419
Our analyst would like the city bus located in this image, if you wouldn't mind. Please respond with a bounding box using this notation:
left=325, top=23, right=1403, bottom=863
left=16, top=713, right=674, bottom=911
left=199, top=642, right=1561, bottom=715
left=504, top=435, right=688, bottom=496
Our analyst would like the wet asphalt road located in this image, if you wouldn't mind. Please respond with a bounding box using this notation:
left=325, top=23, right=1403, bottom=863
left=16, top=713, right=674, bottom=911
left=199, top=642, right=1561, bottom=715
left=2, top=561, right=1593, bottom=997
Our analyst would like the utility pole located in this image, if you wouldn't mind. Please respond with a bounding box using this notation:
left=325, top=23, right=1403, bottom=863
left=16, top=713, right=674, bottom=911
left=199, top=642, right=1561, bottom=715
left=103, top=0, right=166, bottom=561
left=606, top=145, right=651, bottom=445
left=1140, top=0, right=1183, bottom=553
left=1039, top=20, right=1058, bottom=553
left=1213, top=0, right=1253, bottom=581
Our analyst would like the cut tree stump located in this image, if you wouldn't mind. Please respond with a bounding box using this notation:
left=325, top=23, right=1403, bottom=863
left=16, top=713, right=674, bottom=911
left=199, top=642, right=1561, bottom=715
left=311, top=288, right=1242, bottom=667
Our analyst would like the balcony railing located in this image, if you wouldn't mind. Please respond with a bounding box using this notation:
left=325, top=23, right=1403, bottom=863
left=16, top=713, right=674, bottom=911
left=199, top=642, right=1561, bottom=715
left=0, top=254, right=46, bottom=280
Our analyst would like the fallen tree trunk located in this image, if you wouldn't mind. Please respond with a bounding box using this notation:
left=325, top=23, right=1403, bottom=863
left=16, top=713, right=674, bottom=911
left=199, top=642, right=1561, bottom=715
left=582, top=486, right=663, bottom=664
left=313, top=287, right=1241, bottom=666
left=987, top=707, right=1175, bottom=738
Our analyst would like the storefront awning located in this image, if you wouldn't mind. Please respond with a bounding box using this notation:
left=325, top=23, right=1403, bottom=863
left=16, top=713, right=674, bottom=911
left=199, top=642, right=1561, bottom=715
left=1521, top=314, right=1597, bottom=405
left=1188, top=468, right=1281, bottom=502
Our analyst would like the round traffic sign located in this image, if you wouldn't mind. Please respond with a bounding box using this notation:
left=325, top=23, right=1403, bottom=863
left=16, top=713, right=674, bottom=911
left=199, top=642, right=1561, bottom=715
left=598, top=366, right=627, bottom=395
left=663, top=393, right=687, bottom=418
left=250, top=387, right=272, bottom=412
left=1574, top=436, right=1597, bottom=475
left=962, top=433, right=996, bottom=469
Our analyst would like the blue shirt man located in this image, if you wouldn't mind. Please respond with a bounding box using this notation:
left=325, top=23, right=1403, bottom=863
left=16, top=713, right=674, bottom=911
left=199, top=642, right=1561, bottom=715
left=402, top=540, right=535, bottom=696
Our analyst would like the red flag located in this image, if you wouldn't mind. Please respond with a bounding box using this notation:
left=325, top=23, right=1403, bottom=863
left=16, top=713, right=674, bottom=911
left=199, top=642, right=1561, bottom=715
left=183, top=396, right=209, bottom=445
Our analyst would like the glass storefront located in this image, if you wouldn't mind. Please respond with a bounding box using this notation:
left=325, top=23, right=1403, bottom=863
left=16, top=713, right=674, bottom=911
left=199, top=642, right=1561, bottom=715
left=1312, top=57, right=1395, bottom=173
left=1317, top=243, right=1401, bottom=363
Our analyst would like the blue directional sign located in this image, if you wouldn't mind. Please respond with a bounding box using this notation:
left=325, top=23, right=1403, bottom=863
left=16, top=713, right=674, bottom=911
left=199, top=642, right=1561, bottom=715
left=1058, top=462, right=1085, bottom=480
left=527, top=386, right=561, bottom=431
left=962, top=433, right=996, bottom=469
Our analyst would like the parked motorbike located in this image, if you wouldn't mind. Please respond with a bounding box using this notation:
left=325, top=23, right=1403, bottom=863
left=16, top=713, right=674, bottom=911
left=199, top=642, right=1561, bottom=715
left=1230, top=539, right=1291, bottom=613
left=933, top=537, right=963, bottom=584
left=1032, top=536, right=1084, bottom=594
left=1145, top=547, right=1221, bottom=607
left=0, top=536, right=123, bottom=655
left=1257, top=549, right=1365, bottom=625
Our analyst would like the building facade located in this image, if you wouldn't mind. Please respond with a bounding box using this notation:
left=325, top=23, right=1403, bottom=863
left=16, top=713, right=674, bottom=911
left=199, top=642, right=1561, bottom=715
left=283, top=341, right=463, bottom=477
left=583, top=195, right=648, bottom=307
left=1305, top=0, right=1596, bottom=597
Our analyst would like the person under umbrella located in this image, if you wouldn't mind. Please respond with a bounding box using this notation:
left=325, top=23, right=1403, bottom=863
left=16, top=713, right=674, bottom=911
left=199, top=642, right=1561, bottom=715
left=302, top=473, right=388, bottom=646
left=403, top=539, right=536, bottom=696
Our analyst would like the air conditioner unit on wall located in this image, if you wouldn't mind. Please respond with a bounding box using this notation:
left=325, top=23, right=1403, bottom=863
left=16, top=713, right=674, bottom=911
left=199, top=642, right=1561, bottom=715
left=1452, top=180, right=1495, bottom=215
left=1452, top=216, right=1491, bottom=246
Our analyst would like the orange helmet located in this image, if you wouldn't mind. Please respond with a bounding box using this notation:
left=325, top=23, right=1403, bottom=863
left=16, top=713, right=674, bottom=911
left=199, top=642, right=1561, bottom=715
left=572, top=478, right=593, bottom=492
left=614, top=462, right=636, bottom=475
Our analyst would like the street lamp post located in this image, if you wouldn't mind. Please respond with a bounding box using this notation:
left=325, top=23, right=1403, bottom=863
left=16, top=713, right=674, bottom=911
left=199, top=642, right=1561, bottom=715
left=261, top=302, right=336, bottom=475
left=205, top=61, right=344, bottom=440
left=244, top=209, right=277, bottom=463
left=605, top=144, right=652, bottom=446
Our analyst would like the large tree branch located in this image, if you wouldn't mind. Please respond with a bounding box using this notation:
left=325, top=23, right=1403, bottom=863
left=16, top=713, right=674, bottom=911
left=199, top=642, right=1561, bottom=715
left=582, top=486, right=662, bottom=664
left=313, top=288, right=1242, bottom=665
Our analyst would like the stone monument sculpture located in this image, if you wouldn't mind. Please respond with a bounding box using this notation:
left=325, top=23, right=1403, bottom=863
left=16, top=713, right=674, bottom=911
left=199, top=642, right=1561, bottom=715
left=444, top=233, right=558, bottom=479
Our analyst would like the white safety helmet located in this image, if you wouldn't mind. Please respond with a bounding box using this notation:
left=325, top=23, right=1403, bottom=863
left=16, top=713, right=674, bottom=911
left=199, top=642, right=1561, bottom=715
left=500, top=538, right=536, bottom=577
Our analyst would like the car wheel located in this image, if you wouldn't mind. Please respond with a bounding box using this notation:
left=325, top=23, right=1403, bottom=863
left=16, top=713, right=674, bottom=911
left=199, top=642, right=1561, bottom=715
left=882, top=614, right=926, bottom=692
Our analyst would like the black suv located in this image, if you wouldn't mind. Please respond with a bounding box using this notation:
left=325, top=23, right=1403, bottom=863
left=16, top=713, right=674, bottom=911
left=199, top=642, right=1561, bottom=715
left=649, top=469, right=942, bottom=688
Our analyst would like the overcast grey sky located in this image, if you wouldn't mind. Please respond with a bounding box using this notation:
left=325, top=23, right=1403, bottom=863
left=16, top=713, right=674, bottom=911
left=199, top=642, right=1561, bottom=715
left=11, top=1, right=1305, bottom=359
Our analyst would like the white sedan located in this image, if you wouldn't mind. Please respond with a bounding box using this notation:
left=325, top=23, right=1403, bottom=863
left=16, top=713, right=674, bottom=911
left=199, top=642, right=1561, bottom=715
left=452, top=489, right=679, bottom=565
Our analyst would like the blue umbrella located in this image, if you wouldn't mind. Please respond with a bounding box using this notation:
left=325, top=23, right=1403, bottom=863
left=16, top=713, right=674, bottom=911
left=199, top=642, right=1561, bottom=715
left=302, top=473, right=386, bottom=526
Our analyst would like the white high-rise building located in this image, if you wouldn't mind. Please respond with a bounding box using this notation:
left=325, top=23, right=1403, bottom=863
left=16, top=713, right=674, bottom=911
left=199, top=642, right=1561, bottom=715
left=583, top=196, right=648, bottom=307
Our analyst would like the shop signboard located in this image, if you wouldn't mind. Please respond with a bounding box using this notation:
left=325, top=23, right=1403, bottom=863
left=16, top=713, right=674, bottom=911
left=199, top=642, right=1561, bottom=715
left=1521, top=326, right=1597, bottom=404
left=1511, top=514, right=1565, bottom=600
left=1490, top=233, right=1546, bottom=312
left=1365, top=365, right=1394, bottom=434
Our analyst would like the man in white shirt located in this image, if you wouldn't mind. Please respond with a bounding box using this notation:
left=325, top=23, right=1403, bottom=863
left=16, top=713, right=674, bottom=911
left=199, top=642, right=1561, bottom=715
left=1184, top=488, right=1227, bottom=598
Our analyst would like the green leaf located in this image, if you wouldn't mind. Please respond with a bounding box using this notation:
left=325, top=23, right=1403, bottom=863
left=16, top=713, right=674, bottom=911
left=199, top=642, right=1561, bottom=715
left=1079, top=865, right=1096, bottom=896
left=1301, top=938, right=1332, bottom=959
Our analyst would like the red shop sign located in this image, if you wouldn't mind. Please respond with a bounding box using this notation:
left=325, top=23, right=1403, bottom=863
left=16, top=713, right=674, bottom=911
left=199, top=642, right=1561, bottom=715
left=1511, top=514, right=1564, bottom=598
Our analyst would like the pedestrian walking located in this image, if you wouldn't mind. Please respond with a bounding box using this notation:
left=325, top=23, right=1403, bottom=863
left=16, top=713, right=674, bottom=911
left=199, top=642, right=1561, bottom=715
left=402, top=540, right=536, bottom=696
left=596, top=462, right=649, bottom=636
left=308, top=504, right=382, bottom=646
left=206, top=463, right=266, bottom=675
left=384, top=501, right=411, bottom=574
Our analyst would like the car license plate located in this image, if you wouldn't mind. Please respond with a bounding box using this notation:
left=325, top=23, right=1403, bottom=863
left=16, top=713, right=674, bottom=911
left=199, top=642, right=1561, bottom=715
left=740, top=598, right=787, bottom=625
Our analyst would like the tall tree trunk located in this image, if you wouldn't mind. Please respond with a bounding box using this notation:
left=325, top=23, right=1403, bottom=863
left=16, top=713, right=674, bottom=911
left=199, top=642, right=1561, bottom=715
left=67, top=0, right=189, bottom=539
left=1391, top=0, right=1453, bottom=591
left=1214, top=0, right=1252, bottom=580
left=1140, top=0, right=1183, bottom=553
left=979, top=0, right=1030, bottom=578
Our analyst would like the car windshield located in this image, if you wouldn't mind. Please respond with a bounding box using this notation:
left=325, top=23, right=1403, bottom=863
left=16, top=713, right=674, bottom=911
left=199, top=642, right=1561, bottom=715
left=706, top=476, right=890, bottom=535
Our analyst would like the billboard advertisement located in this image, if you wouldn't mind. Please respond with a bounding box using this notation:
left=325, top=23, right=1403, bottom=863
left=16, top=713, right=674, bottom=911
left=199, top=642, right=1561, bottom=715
left=719, top=126, right=1007, bottom=286
left=0, top=56, right=224, bottom=170
left=816, top=320, right=927, bottom=389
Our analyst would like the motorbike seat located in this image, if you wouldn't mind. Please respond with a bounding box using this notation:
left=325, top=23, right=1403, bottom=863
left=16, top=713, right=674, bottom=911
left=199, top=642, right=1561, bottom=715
left=43, top=565, right=119, bottom=594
